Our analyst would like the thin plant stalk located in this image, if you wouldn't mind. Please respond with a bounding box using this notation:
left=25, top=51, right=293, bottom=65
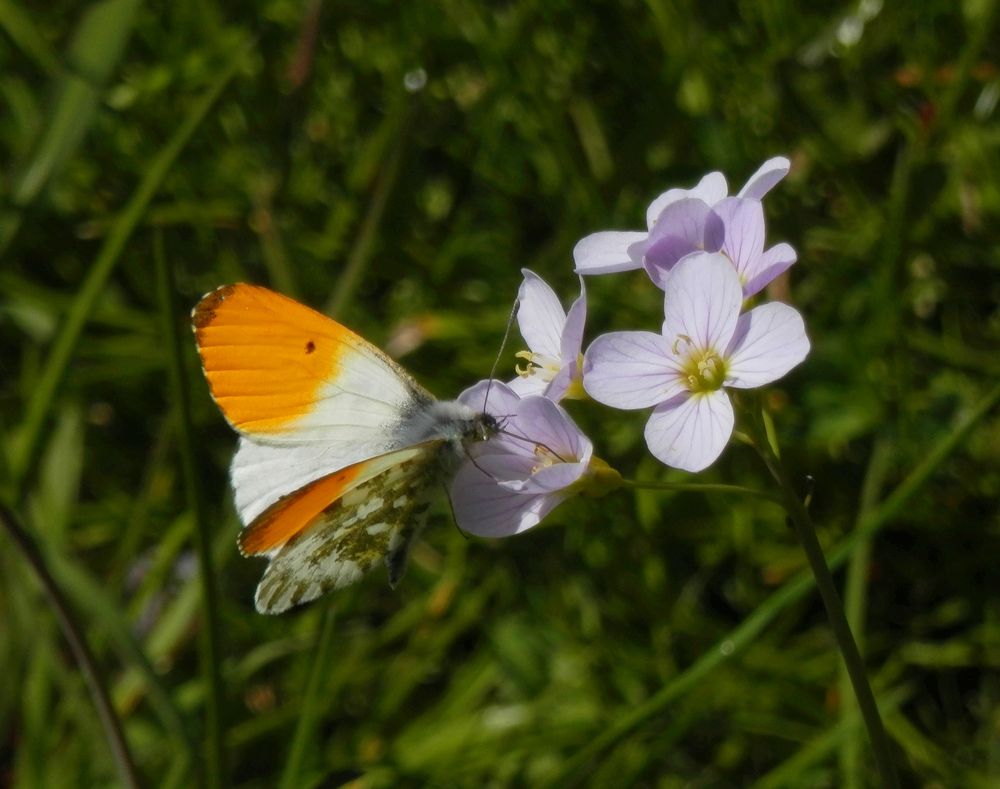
left=324, top=99, right=412, bottom=317
left=747, top=405, right=900, bottom=789
left=155, top=232, right=225, bottom=788
left=621, top=478, right=783, bottom=505
left=0, top=503, right=140, bottom=789
left=840, top=437, right=893, bottom=788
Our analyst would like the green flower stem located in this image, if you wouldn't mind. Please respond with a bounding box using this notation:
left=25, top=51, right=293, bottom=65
left=0, top=502, right=140, bottom=789
left=839, top=436, right=893, bottom=788
left=747, top=406, right=899, bottom=789
left=621, top=478, right=783, bottom=505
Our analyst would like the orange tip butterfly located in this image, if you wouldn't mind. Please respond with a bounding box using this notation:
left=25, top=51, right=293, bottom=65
left=192, top=283, right=497, bottom=614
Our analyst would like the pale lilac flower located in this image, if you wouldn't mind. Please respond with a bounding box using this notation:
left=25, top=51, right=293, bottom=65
left=508, top=269, right=587, bottom=401
left=451, top=381, right=612, bottom=537
left=573, top=157, right=794, bottom=296
left=710, top=198, right=797, bottom=298
left=583, top=252, right=810, bottom=472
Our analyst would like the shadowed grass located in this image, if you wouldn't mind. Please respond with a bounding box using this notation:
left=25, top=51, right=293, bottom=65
left=549, top=382, right=1000, bottom=785
left=0, top=503, right=139, bottom=788
left=155, top=232, right=225, bottom=788
left=8, top=36, right=251, bottom=495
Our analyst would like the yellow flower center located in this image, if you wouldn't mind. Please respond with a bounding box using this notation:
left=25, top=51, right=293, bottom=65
left=515, top=349, right=561, bottom=381
left=672, top=334, right=726, bottom=393
left=515, top=352, right=588, bottom=400
left=531, top=443, right=564, bottom=474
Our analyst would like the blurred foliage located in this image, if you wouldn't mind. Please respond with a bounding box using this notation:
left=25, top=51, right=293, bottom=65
left=1, top=0, right=999, bottom=786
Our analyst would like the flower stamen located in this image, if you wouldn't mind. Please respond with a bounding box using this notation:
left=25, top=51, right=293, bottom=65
left=514, top=349, right=561, bottom=382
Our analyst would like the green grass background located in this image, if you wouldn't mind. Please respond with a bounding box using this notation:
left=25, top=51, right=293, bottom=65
left=1, top=0, right=999, bottom=786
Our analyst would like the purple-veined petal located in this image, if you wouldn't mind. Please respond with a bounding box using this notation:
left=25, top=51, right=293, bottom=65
left=643, top=199, right=725, bottom=288
left=573, top=231, right=646, bottom=274
left=500, top=460, right=588, bottom=494
left=725, top=302, right=810, bottom=388
left=458, top=379, right=521, bottom=418
left=517, top=269, right=565, bottom=356
left=560, top=277, right=586, bottom=364
left=542, top=362, right=573, bottom=402
left=742, top=242, right=797, bottom=298
left=466, top=443, right=539, bottom=482
left=506, top=396, right=592, bottom=465
left=506, top=373, right=549, bottom=398
left=583, top=331, right=686, bottom=409
left=713, top=197, right=765, bottom=283
left=451, top=461, right=561, bottom=537
left=645, top=172, right=729, bottom=228
left=644, top=390, right=734, bottom=472
left=686, top=171, right=729, bottom=206
left=737, top=156, right=790, bottom=200
left=660, top=252, right=742, bottom=353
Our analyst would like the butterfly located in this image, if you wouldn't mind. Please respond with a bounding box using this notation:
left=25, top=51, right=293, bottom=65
left=192, top=283, right=498, bottom=614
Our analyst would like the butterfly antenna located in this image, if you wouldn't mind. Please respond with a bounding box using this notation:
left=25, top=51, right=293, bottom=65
left=483, top=295, right=521, bottom=412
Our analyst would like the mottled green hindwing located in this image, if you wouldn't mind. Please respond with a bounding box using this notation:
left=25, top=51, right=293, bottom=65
left=254, top=446, right=444, bottom=614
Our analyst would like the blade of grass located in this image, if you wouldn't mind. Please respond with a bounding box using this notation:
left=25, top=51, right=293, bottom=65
left=278, top=605, right=339, bottom=789
left=323, top=98, right=412, bottom=317
left=839, top=436, right=892, bottom=788
left=46, top=542, right=195, bottom=768
left=0, top=0, right=140, bottom=252
left=548, top=382, right=1000, bottom=786
left=154, top=231, right=226, bottom=788
left=0, top=502, right=140, bottom=789
left=753, top=685, right=911, bottom=789
left=0, top=0, right=60, bottom=75
left=7, top=36, right=251, bottom=495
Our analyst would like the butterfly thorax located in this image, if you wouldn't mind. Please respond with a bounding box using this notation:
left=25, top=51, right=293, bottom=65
left=398, top=400, right=499, bottom=457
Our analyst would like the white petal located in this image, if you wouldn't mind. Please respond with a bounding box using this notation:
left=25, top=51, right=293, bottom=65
left=687, top=171, right=729, bottom=206
left=451, top=461, right=554, bottom=537
left=660, top=252, right=742, bottom=353
left=742, top=242, right=796, bottom=298
left=737, top=156, right=790, bottom=200
left=560, top=277, right=587, bottom=364
left=583, top=331, right=686, bottom=409
left=542, top=363, right=573, bottom=402
left=713, top=197, right=765, bottom=282
left=573, top=231, right=646, bottom=274
left=509, top=396, right=592, bottom=464
left=646, top=172, right=729, bottom=227
left=725, top=302, right=810, bottom=388
left=644, top=390, right=734, bottom=472
left=508, top=461, right=588, bottom=494
left=458, top=379, right=521, bottom=417
left=506, top=374, right=549, bottom=398
left=517, top=269, right=565, bottom=356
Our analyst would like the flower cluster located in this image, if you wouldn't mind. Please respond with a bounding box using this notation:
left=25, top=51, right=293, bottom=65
left=452, top=158, right=810, bottom=537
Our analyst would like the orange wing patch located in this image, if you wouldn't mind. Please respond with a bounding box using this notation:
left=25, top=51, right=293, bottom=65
left=239, top=463, right=363, bottom=555
left=193, top=284, right=355, bottom=434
